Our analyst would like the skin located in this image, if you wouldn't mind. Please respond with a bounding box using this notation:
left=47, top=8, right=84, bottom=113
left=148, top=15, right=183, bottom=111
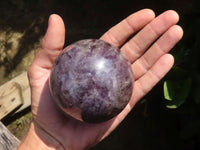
left=18, top=9, right=183, bottom=150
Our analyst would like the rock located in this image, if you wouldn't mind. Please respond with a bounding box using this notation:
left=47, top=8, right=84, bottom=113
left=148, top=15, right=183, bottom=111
left=50, top=39, right=134, bottom=123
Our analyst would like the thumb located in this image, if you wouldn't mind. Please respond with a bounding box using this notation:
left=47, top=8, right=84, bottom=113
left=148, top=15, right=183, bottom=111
left=28, top=14, right=65, bottom=84
left=41, top=14, right=65, bottom=51
left=33, top=14, right=65, bottom=69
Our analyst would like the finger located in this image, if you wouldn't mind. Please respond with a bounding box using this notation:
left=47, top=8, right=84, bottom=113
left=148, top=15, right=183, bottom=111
left=132, top=25, right=183, bottom=80
left=33, top=14, right=65, bottom=69
left=100, top=9, right=155, bottom=47
left=129, top=54, right=174, bottom=107
left=122, top=10, right=179, bottom=63
left=102, top=54, right=175, bottom=136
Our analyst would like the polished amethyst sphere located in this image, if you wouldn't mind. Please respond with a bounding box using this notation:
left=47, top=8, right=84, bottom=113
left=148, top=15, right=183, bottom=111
left=50, top=39, right=134, bottom=123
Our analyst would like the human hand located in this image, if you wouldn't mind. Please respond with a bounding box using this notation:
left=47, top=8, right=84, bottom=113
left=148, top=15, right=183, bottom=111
left=18, top=9, right=183, bottom=150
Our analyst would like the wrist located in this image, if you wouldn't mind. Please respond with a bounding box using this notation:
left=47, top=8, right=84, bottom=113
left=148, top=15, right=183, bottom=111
left=18, top=121, right=64, bottom=150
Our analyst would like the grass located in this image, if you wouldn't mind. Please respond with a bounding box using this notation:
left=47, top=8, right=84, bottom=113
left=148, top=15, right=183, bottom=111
left=6, top=112, right=32, bottom=140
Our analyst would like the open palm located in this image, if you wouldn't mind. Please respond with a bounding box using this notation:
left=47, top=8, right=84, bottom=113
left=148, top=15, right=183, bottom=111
left=27, top=9, right=183, bottom=149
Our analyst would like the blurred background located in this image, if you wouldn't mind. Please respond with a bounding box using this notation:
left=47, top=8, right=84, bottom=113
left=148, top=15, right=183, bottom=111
left=0, top=0, right=200, bottom=149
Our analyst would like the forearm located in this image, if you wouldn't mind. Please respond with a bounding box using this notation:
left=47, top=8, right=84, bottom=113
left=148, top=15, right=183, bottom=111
left=18, top=122, right=64, bottom=150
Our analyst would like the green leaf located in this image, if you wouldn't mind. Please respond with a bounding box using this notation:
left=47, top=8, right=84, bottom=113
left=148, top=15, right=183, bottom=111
left=164, top=81, right=173, bottom=101
left=166, top=100, right=186, bottom=109
left=166, top=104, right=178, bottom=109
left=163, top=78, right=192, bottom=109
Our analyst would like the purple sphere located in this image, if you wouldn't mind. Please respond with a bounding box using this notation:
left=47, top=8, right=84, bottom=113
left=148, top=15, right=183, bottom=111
left=50, top=39, right=134, bottom=123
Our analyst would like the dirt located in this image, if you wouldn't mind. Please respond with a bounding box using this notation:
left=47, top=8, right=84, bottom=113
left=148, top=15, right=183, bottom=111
left=0, top=1, right=48, bottom=85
